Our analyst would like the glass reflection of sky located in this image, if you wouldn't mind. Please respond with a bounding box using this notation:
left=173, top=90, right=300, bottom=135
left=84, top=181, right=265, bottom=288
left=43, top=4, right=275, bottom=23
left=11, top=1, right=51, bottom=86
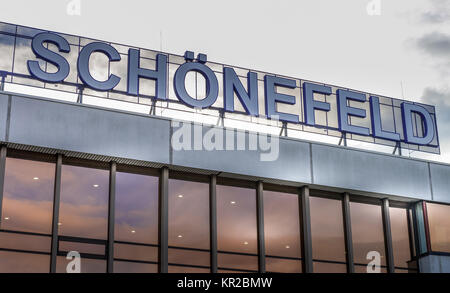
left=263, top=191, right=301, bottom=258
left=310, top=196, right=346, bottom=262
left=350, top=202, right=386, bottom=265
left=59, top=164, right=109, bottom=239
left=2, top=158, right=55, bottom=234
left=427, top=203, right=450, bottom=253
left=217, top=185, right=257, bottom=254
left=115, top=171, right=158, bottom=244
left=389, top=207, right=412, bottom=268
left=168, top=179, right=209, bottom=250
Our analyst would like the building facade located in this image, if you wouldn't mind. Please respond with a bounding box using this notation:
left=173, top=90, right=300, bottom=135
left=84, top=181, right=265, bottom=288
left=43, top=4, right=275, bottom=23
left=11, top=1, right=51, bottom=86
left=0, top=22, right=449, bottom=273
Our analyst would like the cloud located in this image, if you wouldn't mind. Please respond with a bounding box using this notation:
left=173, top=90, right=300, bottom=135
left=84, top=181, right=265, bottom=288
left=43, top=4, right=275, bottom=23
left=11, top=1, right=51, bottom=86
left=421, top=0, right=450, bottom=24
left=416, top=31, right=450, bottom=58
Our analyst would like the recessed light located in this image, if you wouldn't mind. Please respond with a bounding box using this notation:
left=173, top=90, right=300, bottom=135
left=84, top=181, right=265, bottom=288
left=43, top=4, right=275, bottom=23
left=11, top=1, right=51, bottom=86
left=4, top=217, right=9, bottom=220
left=177, top=194, right=183, bottom=198
left=57, top=222, right=62, bottom=226
left=243, top=241, right=248, bottom=245
left=131, top=230, right=136, bottom=233
left=33, top=177, right=39, bottom=180
left=177, top=235, right=183, bottom=238
left=285, top=245, right=290, bottom=249
left=93, top=184, right=99, bottom=188
left=230, top=201, right=236, bottom=205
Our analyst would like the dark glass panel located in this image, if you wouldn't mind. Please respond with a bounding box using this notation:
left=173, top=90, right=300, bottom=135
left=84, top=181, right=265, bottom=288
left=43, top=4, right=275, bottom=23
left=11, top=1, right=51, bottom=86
left=313, top=261, right=347, bottom=273
left=2, top=158, right=55, bottom=234
left=114, top=261, right=157, bottom=273
left=168, top=248, right=209, bottom=267
left=56, top=256, right=106, bottom=273
left=168, top=179, right=209, bottom=250
left=265, top=257, right=302, bottom=273
left=0, top=232, right=50, bottom=253
left=59, top=164, right=109, bottom=239
left=217, top=253, right=258, bottom=272
left=310, top=196, right=346, bottom=262
left=59, top=241, right=105, bottom=255
left=350, top=202, right=386, bottom=265
left=218, top=269, right=251, bottom=273
left=115, top=171, right=158, bottom=244
left=0, top=251, right=49, bottom=273
left=427, top=203, right=450, bottom=253
left=114, top=243, right=158, bottom=262
left=263, top=191, right=301, bottom=258
left=168, top=265, right=210, bottom=273
left=217, top=185, right=257, bottom=254
left=389, top=207, right=412, bottom=268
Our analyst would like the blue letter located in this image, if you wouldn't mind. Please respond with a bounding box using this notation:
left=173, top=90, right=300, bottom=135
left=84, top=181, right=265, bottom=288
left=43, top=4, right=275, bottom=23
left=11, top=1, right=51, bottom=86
left=303, top=82, right=331, bottom=126
left=127, top=49, right=167, bottom=99
left=337, top=89, right=370, bottom=136
left=401, top=102, right=435, bottom=145
left=173, top=62, right=219, bottom=108
left=77, top=42, right=121, bottom=91
left=223, top=67, right=258, bottom=116
left=27, top=32, right=70, bottom=83
left=369, top=96, right=400, bottom=141
left=264, top=75, right=299, bottom=123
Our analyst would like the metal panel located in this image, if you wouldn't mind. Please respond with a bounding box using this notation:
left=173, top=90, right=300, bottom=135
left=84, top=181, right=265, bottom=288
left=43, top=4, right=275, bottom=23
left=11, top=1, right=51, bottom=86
left=7, top=95, right=171, bottom=164
left=171, top=124, right=312, bottom=183
left=50, top=154, right=62, bottom=273
left=312, top=144, right=432, bottom=200
left=300, top=186, right=313, bottom=273
left=429, top=163, right=450, bottom=203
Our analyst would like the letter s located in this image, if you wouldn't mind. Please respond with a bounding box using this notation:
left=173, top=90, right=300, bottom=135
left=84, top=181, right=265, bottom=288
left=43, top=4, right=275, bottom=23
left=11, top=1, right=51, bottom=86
left=27, top=32, right=70, bottom=83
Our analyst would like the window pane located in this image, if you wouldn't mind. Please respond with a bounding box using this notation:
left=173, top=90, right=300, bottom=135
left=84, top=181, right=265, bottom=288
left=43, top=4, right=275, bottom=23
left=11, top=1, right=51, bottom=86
left=168, top=179, right=209, bottom=250
left=114, top=243, right=157, bottom=262
left=0, top=232, right=50, bottom=253
left=263, top=191, right=301, bottom=258
left=114, top=261, right=157, bottom=273
left=0, top=251, right=49, bottom=273
left=168, top=265, right=210, bottom=273
left=59, top=241, right=105, bottom=255
left=168, top=248, right=209, bottom=267
left=354, top=265, right=387, bottom=273
left=217, top=253, right=258, bottom=272
left=2, top=158, right=55, bottom=234
left=313, top=261, right=347, bottom=273
left=427, top=203, right=450, bottom=253
left=115, top=171, right=159, bottom=244
left=56, top=256, right=106, bottom=273
left=350, top=202, right=386, bottom=265
left=217, top=185, right=257, bottom=254
left=266, top=257, right=302, bottom=273
left=389, top=207, right=412, bottom=268
left=59, top=164, right=109, bottom=239
left=310, top=196, right=346, bottom=262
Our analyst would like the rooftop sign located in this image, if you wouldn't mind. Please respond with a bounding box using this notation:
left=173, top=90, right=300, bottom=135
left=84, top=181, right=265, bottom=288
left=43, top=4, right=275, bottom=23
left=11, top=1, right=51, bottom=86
left=0, top=22, right=440, bottom=154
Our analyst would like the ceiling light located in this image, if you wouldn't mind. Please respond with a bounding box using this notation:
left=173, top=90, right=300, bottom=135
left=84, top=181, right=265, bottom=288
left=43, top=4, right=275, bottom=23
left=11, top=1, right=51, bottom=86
left=58, top=222, right=62, bottom=226
left=177, top=194, right=183, bottom=198
left=230, top=201, right=236, bottom=205
left=33, top=177, right=39, bottom=180
left=4, top=217, right=9, bottom=220
left=131, top=230, right=136, bottom=233
left=285, top=245, right=290, bottom=249
left=243, top=241, right=248, bottom=245
left=177, top=235, right=183, bottom=238
left=93, top=184, right=99, bottom=188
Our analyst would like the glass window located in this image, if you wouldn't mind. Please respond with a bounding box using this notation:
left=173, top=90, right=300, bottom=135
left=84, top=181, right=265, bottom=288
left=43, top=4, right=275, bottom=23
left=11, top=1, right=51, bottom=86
left=114, top=261, right=157, bottom=273
left=217, top=184, right=257, bottom=272
left=168, top=178, right=210, bottom=269
left=56, top=256, right=106, bottom=273
left=0, top=251, right=49, bottom=273
left=350, top=202, right=386, bottom=267
left=114, top=171, right=159, bottom=244
left=2, top=157, right=55, bottom=234
left=59, top=164, right=109, bottom=239
left=427, top=203, right=450, bottom=253
left=313, top=261, right=347, bottom=273
left=389, top=207, right=412, bottom=269
left=263, top=190, right=301, bottom=273
left=310, top=196, right=346, bottom=267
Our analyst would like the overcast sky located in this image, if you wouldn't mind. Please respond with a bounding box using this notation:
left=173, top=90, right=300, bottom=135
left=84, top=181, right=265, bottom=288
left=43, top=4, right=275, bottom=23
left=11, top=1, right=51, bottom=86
left=0, top=0, right=449, bottom=162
